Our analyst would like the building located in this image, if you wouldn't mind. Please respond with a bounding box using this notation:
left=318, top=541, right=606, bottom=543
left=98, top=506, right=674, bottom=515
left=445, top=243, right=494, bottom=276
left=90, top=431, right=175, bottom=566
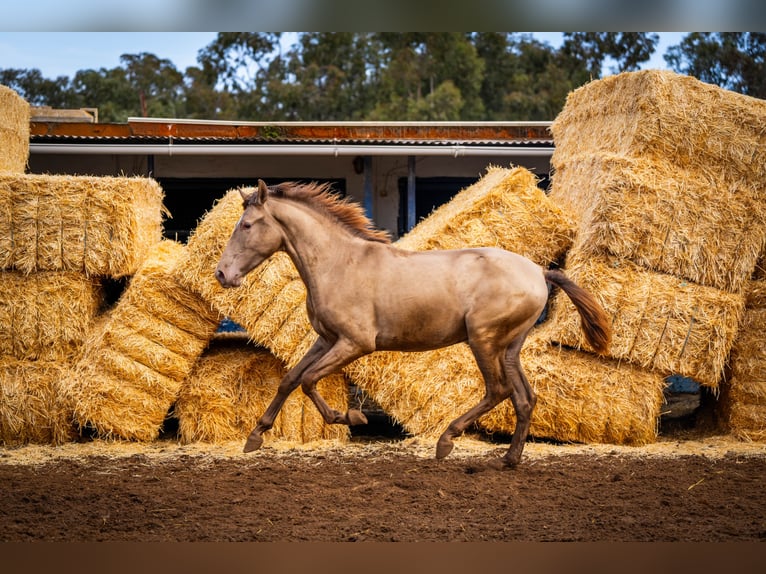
left=29, top=115, right=554, bottom=241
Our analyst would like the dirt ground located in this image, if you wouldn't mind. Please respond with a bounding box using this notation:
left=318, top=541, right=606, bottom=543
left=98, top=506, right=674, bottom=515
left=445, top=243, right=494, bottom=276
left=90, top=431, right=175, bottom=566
left=2, top=416, right=766, bottom=542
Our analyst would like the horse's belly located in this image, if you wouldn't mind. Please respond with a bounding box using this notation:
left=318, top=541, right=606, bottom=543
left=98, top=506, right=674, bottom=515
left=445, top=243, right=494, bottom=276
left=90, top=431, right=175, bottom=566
left=373, top=302, right=467, bottom=351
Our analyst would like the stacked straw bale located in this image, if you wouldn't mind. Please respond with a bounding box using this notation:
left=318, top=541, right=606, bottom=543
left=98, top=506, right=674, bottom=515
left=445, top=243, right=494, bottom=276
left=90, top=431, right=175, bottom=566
left=0, top=173, right=166, bottom=277
left=718, top=278, right=766, bottom=440
left=0, top=271, right=102, bottom=361
left=550, top=70, right=766, bottom=183
left=549, top=153, right=766, bottom=294
left=395, top=166, right=576, bottom=265
left=543, top=253, right=745, bottom=387
left=61, top=240, right=221, bottom=441
left=0, top=360, right=76, bottom=445
left=0, top=84, right=30, bottom=173
left=547, top=70, right=765, bottom=390
left=176, top=343, right=348, bottom=444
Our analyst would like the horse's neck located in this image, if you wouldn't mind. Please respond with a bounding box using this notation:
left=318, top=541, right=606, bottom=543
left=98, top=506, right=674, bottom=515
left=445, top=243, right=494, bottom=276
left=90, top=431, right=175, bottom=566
left=271, top=198, right=361, bottom=292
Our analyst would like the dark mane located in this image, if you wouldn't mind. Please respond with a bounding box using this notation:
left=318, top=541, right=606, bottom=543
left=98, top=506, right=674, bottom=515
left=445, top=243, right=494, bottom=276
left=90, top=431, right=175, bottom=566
left=250, top=181, right=391, bottom=244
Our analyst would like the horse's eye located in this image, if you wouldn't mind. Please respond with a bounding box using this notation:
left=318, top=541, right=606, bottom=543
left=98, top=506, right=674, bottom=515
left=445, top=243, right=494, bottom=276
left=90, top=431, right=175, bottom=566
left=242, top=221, right=252, bottom=230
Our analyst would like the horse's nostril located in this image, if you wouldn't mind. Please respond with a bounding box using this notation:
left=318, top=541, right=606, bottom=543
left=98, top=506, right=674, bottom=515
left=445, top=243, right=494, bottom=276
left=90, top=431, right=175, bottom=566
left=215, top=268, right=225, bottom=284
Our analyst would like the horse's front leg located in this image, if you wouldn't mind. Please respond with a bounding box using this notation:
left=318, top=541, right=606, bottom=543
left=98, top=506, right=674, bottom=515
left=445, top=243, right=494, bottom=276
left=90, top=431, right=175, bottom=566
left=299, top=337, right=368, bottom=427
left=243, top=337, right=330, bottom=453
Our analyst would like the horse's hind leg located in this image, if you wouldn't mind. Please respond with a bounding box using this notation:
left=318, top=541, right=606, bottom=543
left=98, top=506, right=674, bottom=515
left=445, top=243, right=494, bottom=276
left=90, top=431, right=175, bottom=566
left=436, top=341, right=507, bottom=460
left=501, top=342, right=537, bottom=468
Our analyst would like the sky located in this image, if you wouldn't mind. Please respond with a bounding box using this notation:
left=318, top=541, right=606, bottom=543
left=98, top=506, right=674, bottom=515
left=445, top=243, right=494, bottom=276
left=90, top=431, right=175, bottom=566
left=0, top=32, right=685, bottom=80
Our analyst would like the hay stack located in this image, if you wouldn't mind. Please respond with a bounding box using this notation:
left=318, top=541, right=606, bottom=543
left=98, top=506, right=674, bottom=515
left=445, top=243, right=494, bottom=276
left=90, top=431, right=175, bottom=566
left=176, top=344, right=348, bottom=444
left=549, top=153, right=766, bottom=294
left=0, top=271, right=102, bottom=361
left=62, top=240, right=221, bottom=441
left=396, top=166, right=575, bottom=265
left=544, top=253, right=745, bottom=387
left=0, top=360, right=76, bottom=446
left=0, top=84, right=30, bottom=173
left=550, top=70, right=766, bottom=183
left=718, top=279, right=766, bottom=440
left=0, top=173, right=166, bottom=277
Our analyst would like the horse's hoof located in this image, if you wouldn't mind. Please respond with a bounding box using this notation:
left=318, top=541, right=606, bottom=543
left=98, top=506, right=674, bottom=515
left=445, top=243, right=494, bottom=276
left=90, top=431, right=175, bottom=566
left=346, top=409, right=368, bottom=426
left=435, top=437, right=454, bottom=460
left=243, top=430, right=264, bottom=453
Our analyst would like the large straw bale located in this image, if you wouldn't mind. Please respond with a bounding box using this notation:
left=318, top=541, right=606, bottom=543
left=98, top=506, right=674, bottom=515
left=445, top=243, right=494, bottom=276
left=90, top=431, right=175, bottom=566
left=397, top=165, right=575, bottom=265
left=549, top=153, right=766, bottom=293
left=0, top=359, right=76, bottom=446
left=0, top=173, right=165, bottom=277
left=551, top=70, right=766, bottom=183
left=545, top=253, right=745, bottom=387
left=0, top=85, right=30, bottom=174
left=718, top=279, right=766, bottom=440
left=0, top=270, right=102, bottom=361
left=345, top=327, right=665, bottom=445
left=61, top=240, right=221, bottom=441
left=176, top=344, right=348, bottom=444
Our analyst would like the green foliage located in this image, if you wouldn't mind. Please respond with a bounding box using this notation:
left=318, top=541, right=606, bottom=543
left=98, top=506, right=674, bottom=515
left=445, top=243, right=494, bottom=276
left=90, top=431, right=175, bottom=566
left=665, top=33, right=766, bottom=99
left=4, top=33, right=764, bottom=124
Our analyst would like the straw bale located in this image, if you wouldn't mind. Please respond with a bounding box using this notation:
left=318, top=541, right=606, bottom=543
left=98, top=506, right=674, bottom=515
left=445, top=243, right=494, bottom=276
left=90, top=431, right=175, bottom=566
left=397, top=165, right=575, bottom=266
left=0, top=173, right=165, bottom=277
left=0, top=270, right=102, bottom=361
left=345, top=327, right=665, bottom=445
left=551, top=70, right=766, bottom=183
left=0, top=85, right=30, bottom=174
left=61, top=240, right=221, bottom=441
left=545, top=253, right=745, bottom=387
left=0, top=359, right=76, bottom=446
left=176, top=345, right=348, bottom=444
left=549, top=153, right=766, bottom=293
left=718, top=279, right=766, bottom=440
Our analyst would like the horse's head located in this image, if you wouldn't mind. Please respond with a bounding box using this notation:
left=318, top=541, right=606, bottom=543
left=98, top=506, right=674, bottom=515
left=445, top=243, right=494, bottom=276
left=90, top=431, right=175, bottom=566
left=215, top=179, right=284, bottom=288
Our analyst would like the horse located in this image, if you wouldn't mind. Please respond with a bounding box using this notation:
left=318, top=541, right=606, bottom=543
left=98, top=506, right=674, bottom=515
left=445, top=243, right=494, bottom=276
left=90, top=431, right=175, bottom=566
left=215, top=179, right=611, bottom=469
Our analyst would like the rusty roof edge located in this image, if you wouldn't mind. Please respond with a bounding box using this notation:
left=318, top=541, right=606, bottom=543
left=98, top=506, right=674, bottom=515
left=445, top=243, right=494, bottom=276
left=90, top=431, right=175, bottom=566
left=30, top=118, right=554, bottom=142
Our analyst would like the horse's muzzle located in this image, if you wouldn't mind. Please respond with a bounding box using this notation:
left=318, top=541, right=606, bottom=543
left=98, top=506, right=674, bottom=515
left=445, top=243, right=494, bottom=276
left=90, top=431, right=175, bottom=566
left=215, top=267, right=240, bottom=288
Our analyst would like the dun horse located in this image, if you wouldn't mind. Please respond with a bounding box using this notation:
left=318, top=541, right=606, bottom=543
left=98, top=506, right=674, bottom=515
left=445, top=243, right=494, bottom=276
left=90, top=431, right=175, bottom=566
left=215, top=180, right=610, bottom=468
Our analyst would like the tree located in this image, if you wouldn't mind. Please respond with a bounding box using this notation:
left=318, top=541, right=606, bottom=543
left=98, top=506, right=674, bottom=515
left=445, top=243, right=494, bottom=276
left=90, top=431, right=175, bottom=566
left=120, top=53, right=184, bottom=117
left=474, top=33, right=590, bottom=120
left=665, top=33, right=766, bottom=98
left=561, top=32, right=659, bottom=78
left=371, top=33, right=485, bottom=120
left=0, top=68, right=76, bottom=108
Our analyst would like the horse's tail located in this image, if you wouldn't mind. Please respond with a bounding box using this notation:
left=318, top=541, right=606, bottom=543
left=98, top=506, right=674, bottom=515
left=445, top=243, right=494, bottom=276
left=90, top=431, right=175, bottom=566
left=544, top=269, right=611, bottom=355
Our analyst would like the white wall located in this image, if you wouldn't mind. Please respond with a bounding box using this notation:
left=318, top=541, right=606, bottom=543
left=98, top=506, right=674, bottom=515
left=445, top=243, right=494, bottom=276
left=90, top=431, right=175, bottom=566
left=28, top=151, right=552, bottom=238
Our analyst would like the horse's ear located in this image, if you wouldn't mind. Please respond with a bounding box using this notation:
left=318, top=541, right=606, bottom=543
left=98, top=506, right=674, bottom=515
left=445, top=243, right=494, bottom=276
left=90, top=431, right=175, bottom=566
left=256, top=179, right=269, bottom=204
left=239, top=187, right=252, bottom=203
